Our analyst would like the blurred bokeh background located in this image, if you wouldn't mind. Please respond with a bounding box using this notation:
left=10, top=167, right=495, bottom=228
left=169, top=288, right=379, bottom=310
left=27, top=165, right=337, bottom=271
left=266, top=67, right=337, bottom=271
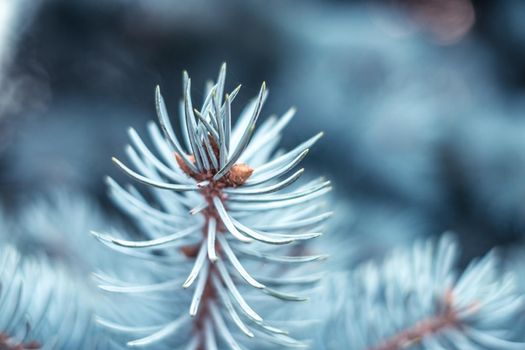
left=1, top=0, right=524, bottom=264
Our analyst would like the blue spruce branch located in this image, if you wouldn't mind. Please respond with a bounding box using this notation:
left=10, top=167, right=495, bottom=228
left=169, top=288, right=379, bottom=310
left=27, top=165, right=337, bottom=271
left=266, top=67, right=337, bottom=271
left=1, top=191, right=159, bottom=350
left=0, top=245, right=105, bottom=349
left=322, top=234, right=525, bottom=350
left=92, top=64, right=331, bottom=349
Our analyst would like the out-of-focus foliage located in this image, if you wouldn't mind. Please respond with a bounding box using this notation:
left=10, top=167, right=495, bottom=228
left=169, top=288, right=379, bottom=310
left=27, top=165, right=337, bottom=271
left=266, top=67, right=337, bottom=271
left=0, top=203, right=109, bottom=349
left=13, top=190, right=114, bottom=270
left=320, top=235, right=525, bottom=350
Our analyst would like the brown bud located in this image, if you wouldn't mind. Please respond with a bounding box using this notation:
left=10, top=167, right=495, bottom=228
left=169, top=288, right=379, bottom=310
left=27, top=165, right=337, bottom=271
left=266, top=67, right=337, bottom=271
left=227, top=163, right=254, bottom=186
left=180, top=245, right=200, bottom=258
left=175, top=153, right=196, bottom=176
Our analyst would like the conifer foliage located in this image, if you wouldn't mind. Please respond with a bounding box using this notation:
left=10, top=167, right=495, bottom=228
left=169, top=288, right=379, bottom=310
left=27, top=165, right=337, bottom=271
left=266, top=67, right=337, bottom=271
left=322, top=235, right=525, bottom=350
left=92, top=64, right=332, bottom=349
left=0, top=64, right=524, bottom=350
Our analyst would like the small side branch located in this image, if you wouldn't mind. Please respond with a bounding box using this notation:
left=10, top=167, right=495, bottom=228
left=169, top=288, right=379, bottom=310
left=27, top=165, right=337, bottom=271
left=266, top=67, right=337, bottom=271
left=368, top=292, right=459, bottom=350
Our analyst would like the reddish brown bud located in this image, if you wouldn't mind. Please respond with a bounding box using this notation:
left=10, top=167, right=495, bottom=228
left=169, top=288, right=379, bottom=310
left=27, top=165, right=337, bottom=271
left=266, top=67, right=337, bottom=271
left=180, top=245, right=200, bottom=258
left=175, top=153, right=196, bottom=176
left=226, top=163, right=254, bottom=187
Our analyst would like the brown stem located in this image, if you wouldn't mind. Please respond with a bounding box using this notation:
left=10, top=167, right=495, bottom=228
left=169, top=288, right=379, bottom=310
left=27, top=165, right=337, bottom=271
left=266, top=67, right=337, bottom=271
left=174, top=143, right=253, bottom=350
left=175, top=146, right=254, bottom=350
left=367, top=291, right=460, bottom=350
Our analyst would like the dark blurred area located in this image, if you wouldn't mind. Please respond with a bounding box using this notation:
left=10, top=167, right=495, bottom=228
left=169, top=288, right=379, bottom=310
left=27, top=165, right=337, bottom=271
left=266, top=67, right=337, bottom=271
left=1, top=0, right=524, bottom=262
